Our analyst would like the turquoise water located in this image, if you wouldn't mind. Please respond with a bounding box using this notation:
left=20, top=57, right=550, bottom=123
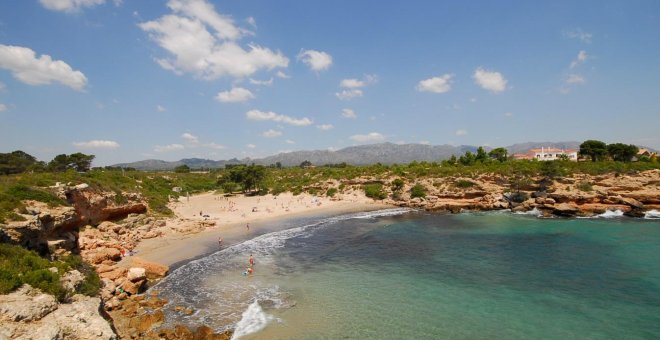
left=155, top=210, right=660, bottom=339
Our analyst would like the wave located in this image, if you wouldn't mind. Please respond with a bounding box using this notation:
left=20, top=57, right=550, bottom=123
left=514, top=207, right=543, bottom=217
left=231, top=301, right=275, bottom=340
left=597, top=210, right=624, bottom=218
left=645, top=210, right=660, bottom=219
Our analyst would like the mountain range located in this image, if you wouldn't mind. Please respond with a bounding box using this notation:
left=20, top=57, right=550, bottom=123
left=112, top=141, right=586, bottom=170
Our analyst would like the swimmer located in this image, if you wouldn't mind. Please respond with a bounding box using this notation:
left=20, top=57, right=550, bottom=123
left=247, top=267, right=253, bottom=275
left=249, top=254, right=255, bottom=266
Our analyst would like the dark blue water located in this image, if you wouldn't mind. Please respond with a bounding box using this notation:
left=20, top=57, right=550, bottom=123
left=155, top=210, right=660, bottom=339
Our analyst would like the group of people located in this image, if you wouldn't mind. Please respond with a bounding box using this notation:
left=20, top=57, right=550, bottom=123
left=245, top=254, right=255, bottom=275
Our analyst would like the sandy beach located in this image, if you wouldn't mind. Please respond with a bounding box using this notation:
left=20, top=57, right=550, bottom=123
left=130, top=192, right=388, bottom=267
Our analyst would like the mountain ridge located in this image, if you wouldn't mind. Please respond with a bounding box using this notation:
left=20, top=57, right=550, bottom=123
left=113, top=141, right=605, bottom=170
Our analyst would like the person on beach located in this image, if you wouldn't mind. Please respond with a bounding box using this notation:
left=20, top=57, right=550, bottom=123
left=246, top=223, right=250, bottom=231
left=218, top=236, right=223, bottom=247
left=249, top=254, right=255, bottom=267
left=247, top=267, right=253, bottom=275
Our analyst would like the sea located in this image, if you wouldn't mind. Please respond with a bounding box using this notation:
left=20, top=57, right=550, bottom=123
left=152, top=208, right=660, bottom=339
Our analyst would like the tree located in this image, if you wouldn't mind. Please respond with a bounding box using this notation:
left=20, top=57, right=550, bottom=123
left=488, top=148, right=508, bottom=162
left=458, top=151, right=475, bottom=166
left=174, top=164, right=191, bottom=173
left=0, top=150, right=39, bottom=175
left=606, top=143, right=639, bottom=162
left=579, top=140, right=608, bottom=162
left=299, top=160, right=312, bottom=168
left=47, top=153, right=94, bottom=172
left=475, top=147, right=489, bottom=163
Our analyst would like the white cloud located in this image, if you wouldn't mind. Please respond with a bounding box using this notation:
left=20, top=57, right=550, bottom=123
left=0, top=103, right=7, bottom=112
left=350, top=132, right=385, bottom=143
left=335, top=89, right=363, bottom=100
left=40, top=0, right=105, bottom=13
left=0, top=81, right=5, bottom=92
left=455, top=129, right=467, bottom=136
left=157, top=105, right=166, bottom=112
left=0, top=44, right=87, bottom=91
left=570, top=50, right=588, bottom=68
left=246, top=16, right=256, bottom=28
left=341, top=108, right=356, bottom=119
left=154, top=143, right=185, bottom=152
left=473, top=67, right=507, bottom=93
left=246, top=109, right=312, bottom=126
left=262, top=129, right=282, bottom=138
left=504, top=112, right=513, bottom=117
left=204, top=142, right=225, bottom=149
left=181, top=132, right=199, bottom=144
left=73, top=140, right=120, bottom=149
left=285, top=139, right=295, bottom=144
left=416, top=74, right=453, bottom=93
left=139, top=0, right=288, bottom=80
left=566, top=74, right=586, bottom=84
left=564, top=28, right=592, bottom=43
left=340, top=78, right=366, bottom=88
left=317, top=124, right=334, bottom=130
left=249, top=78, right=273, bottom=86
left=297, top=49, right=332, bottom=72
left=419, top=141, right=430, bottom=145
left=246, top=143, right=256, bottom=149
left=215, top=87, right=255, bottom=103
left=275, top=70, right=290, bottom=79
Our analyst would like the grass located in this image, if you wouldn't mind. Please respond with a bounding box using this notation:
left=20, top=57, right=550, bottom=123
left=455, top=180, right=476, bottom=188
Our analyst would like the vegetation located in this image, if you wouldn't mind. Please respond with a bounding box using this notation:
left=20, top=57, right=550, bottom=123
left=579, top=140, right=608, bottom=162
left=577, top=181, right=593, bottom=192
left=410, top=183, right=427, bottom=198
left=0, top=244, right=100, bottom=301
left=455, top=180, right=476, bottom=188
left=363, top=183, right=387, bottom=200
left=174, top=164, right=191, bottom=173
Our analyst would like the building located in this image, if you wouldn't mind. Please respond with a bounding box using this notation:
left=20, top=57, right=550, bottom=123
left=513, top=147, right=578, bottom=161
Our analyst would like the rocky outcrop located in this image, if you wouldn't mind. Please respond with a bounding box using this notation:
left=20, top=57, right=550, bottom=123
left=369, top=169, right=660, bottom=217
left=0, top=285, right=116, bottom=340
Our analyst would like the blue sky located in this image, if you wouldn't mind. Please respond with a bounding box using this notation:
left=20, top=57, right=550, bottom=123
left=0, top=0, right=659, bottom=166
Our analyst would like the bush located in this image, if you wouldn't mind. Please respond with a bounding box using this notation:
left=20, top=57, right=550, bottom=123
left=364, top=183, right=387, bottom=200
left=391, top=178, right=405, bottom=192
left=455, top=180, right=475, bottom=188
left=326, top=188, right=337, bottom=197
left=509, top=191, right=529, bottom=203
left=577, top=181, right=593, bottom=192
left=410, top=184, right=426, bottom=198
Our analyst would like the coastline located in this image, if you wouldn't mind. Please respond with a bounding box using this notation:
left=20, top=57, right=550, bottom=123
left=127, top=192, right=389, bottom=269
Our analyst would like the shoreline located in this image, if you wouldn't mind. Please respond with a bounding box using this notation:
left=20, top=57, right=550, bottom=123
left=127, top=192, right=390, bottom=269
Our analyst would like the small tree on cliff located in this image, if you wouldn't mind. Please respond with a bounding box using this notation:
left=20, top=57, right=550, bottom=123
left=579, top=140, right=608, bottom=162
left=606, top=143, right=639, bottom=162
left=488, top=148, right=508, bottom=162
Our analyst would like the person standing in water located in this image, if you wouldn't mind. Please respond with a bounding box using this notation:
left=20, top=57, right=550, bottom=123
left=249, top=254, right=255, bottom=267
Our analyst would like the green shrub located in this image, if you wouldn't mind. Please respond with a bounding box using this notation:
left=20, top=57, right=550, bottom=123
left=509, top=192, right=529, bottom=203
left=410, top=184, right=426, bottom=198
left=577, top=181, right=593, bottom=192
left=326, top=187, right=337, bottom=197
left=363, top=183, right=387, bottom=200
left=391, top=178, right=405, bottom=192
left=270, top=184, right=286, bottom=195
left=455, top=180, right=475, bottom=188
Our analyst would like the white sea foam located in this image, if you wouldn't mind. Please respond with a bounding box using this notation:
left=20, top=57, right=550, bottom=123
left=644, top=210, right=660, bottom=219
left=597, top=210, right=624, bottom=218
left=514, top=207, right=542, bottom=217
left=231, top=301, right=275, bottom=339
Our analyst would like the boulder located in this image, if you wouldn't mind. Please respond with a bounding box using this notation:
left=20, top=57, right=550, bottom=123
left=0, top=285, right=58, bottom=322
left=552, top=203, right=579, bottom=216
left=127, top=267, right=147, bottom=282
left=88, top=247, right=121, bottom=264
left=122, top=279, right=144, bottom=295
left=130, top=257, right=169, bottom=280
left=60, top=269, right=85, bottom=292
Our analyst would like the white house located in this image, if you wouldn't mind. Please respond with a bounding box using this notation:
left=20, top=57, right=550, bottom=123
left=513, top=147, right=578, bottom=161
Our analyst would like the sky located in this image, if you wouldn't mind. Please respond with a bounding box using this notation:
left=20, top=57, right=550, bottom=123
left=0, top=0, right=659, bottom=166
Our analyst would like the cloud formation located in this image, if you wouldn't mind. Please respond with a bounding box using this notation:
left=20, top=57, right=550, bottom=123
left=246, top=109, right=312, bottom=126
left=566, top=74, right=585, bottom=84
left=335, top=89, right=363, bottom=100
left=262, top=129, right=282, bottom=138
left=40, top=0, right=105, bottom=13
left=455, top=129, right=467, bottom=136
left=139, top=0, right=288, bottom=80
left=215, top=87, right=254, bottom=103
left=473, top=67, right=507, bottom=93
left=341, top=108, right=356, bottom=119
left=73, top=140, right=120, bottom=149
left=297, top=49, right=332, bottom=72
left=316, top=124, right=334, bottom=130
left=570, top=50, right=588, bottom=68
left=0, top=103, right=7, bottom=112
left=249, top=78, right=273, bottom=86
left=564, top=28, right=593, bottom=43
left=416, top=74, right=453, bottom=93
left=154, top=143, right=185, bottom=152
left=0, top=44, right=87, bottom=91
left=181, top=132, right=199, bottom=144
left=157, top=105, right=166, bottom=112
left=350, top=132, right=385, bottom=143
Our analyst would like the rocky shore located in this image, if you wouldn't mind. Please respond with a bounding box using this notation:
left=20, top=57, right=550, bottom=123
left=0, top=170, right=658, bottom=339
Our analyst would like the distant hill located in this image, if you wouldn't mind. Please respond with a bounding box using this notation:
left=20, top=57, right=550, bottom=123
left=111, top=141, right=654, bottom=170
